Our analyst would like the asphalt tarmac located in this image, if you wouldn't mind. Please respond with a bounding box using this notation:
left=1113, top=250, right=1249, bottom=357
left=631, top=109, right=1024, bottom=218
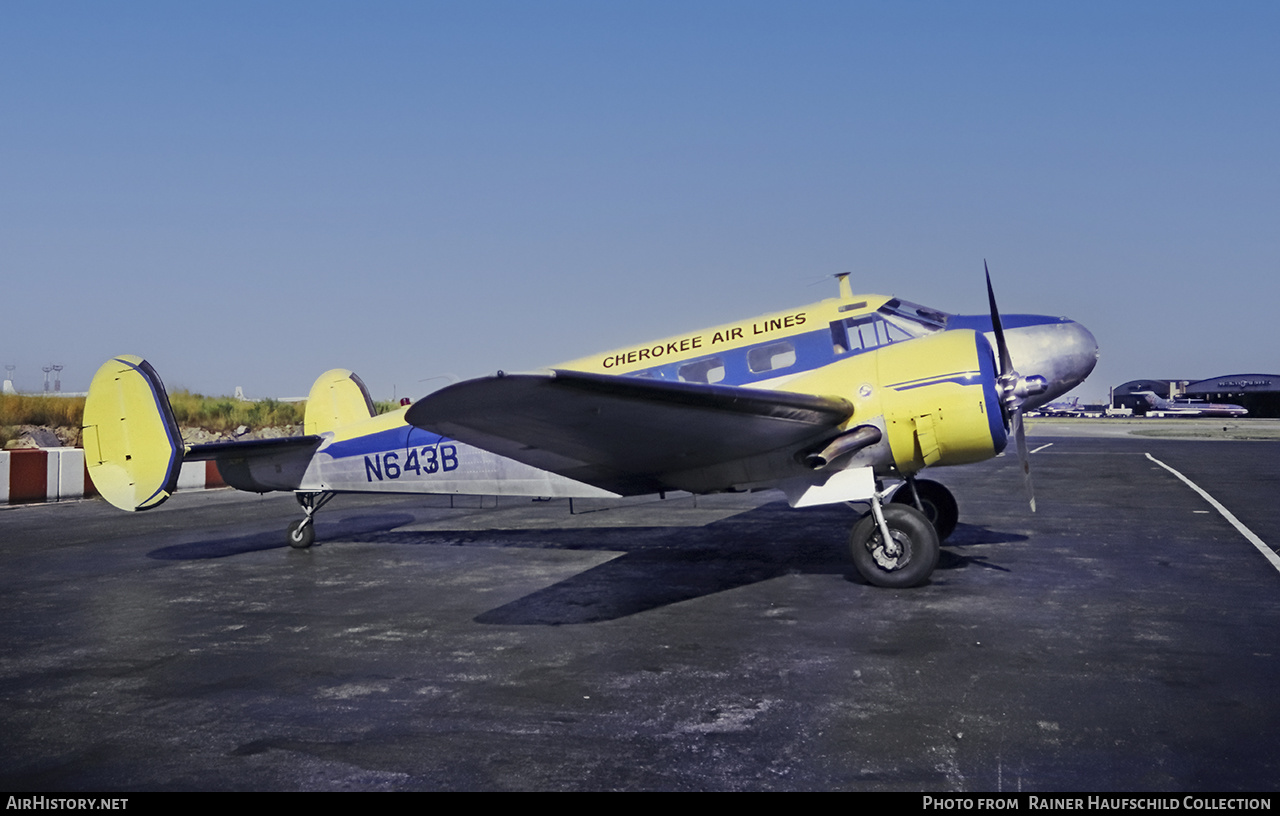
left=1, top=430, right=1278, bottom=791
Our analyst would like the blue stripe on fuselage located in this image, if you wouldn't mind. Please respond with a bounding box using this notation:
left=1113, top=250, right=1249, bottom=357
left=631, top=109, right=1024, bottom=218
left=889, top=372, right=984, bottom=391
left=621, top=326, right=841, bottom=387
left=324, top=425, right=452, bottom=460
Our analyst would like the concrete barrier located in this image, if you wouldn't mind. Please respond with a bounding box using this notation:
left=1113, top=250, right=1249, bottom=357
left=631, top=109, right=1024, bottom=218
left=56, top=448, right=85, bottom=501
left=5, top=449, right=53, bottom=503
left=177, top=460, right=226, bottom=491
left=0, top=449, right=224, bottom=505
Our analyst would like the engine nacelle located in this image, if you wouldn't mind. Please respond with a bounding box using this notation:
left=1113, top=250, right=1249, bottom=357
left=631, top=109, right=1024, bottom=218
left=778, top=328, right=1007, bottom=479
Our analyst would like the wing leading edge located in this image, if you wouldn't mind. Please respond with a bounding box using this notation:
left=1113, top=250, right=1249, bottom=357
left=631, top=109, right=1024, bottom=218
left=404, top=369, right=852, bottom=495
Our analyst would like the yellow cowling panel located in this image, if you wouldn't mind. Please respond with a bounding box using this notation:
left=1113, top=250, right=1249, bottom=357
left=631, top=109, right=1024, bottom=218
left=876, top=331, right=1000, bottom=474
left=82, top=356, right=184, bottom=511
left=304, top=369, right=376, bottom=436
left=777, top=330, right=999, bottom=476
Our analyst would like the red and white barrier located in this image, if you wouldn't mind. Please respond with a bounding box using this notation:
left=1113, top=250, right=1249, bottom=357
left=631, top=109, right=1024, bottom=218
left=178, top=460, right=226, bottom=492
left=0, top=448, right=90, bottom=504
left=0, top=450, right=225, bottom=505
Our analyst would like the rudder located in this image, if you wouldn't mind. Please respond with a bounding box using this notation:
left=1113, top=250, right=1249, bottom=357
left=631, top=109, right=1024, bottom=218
left=304, top=369, right=376, bottom=435
left=82, top=356, right=184, bottom=511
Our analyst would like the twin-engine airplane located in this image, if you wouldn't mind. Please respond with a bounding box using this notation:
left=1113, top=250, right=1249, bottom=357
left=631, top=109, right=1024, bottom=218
left=83, top=267, right=1097, bottom=588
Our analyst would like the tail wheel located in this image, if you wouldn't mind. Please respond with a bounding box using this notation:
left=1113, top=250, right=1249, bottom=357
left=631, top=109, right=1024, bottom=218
left=849, top=504, right=939, bottom=588
left=891, top=479, right=958, bottom=541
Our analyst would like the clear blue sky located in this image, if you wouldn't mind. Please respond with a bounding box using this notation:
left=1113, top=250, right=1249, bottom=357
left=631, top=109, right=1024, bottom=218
left=3, top=1, right=1277, bottom=403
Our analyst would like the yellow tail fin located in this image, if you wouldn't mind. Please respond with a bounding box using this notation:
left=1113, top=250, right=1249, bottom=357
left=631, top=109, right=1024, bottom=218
left=304, top=369, right=376, bottom=435
left=82, top=356, right=184, bottom=511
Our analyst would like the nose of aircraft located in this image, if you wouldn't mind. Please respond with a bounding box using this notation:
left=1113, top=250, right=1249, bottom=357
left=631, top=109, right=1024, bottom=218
left=998, top=317, right=1099, bottom=409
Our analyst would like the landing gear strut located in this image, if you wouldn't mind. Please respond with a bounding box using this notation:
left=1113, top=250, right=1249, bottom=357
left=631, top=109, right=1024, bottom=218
left=849, top=490, right=940, bottom=588
left=288, top=491, right=334, bottom=549
left=890, top=477, right=958, bottom=542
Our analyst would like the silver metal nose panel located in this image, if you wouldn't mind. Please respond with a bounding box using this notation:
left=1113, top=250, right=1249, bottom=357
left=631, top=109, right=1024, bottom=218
left=991, top=321, right=1099, bottom=409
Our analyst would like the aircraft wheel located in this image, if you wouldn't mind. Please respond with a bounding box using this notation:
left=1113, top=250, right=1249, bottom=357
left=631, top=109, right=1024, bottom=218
left=287, top=519, right=315, bottom=549
left=849, top=504, right=939, bottom=588
left=891, top=479, right=958, bottom=541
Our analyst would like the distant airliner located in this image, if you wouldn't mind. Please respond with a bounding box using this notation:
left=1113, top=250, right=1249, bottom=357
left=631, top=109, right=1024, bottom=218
left=1135, top=392, right=1248, bottom=418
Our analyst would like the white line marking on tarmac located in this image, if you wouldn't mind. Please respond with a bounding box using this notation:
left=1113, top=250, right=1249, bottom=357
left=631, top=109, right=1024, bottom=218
left=1030, top=443, right=1054, bottom=454
left=1145, top=452, right=1280, bottom=574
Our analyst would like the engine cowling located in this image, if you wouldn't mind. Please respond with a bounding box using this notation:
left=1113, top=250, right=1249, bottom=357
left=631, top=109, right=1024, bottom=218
left=874, top=329, right=1007, bottom=474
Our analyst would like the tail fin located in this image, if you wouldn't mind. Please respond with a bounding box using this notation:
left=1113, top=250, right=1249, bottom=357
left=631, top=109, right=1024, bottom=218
left=304, top=369, right=376, bottom=435
left=82, top=356, right=184, bottom=511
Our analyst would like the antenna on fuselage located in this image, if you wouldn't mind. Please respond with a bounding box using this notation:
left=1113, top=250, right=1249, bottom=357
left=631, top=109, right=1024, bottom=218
left=835, top=272, right=854, bottom=300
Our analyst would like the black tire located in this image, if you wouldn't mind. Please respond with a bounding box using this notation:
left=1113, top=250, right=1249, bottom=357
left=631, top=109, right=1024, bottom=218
left=890, top=479, right=958, bottom=542
left=849, top=504, right=940, bottom=588
left=287, top=519, right=315, bottom=549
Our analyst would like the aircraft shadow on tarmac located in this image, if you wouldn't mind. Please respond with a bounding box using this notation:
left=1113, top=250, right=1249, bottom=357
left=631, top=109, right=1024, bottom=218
left=144, top=499, right=1026, bottom=619
left=938, top=523, right=1024, bottom=576
left=146, top=513, right=418, bottom=560
left=339, top=499, right=1029, bottom=625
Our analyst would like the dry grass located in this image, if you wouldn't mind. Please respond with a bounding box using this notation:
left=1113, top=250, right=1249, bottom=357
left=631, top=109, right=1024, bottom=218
left=0, top=391, right=330, bottom=447
left=2, top=388, right=402, bottom=448
left=166, top=390, right=305, bottom=431
left=1, top=395, right=85, bottom=447
left=0, top=394, right=85, bottom=428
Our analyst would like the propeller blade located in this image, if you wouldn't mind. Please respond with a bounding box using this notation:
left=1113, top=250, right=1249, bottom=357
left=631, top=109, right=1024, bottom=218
left=1010, top=407, right=1036, bottom=513
left=984, top=260, right=1014, bottom=377
left=986, top=262, right=1036, bottom=513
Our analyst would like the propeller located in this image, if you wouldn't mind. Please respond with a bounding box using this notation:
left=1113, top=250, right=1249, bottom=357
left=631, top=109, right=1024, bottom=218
left=985, top=260, right=1047, bottom=512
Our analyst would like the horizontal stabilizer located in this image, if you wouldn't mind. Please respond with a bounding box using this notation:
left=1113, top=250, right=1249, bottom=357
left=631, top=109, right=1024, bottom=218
left=406, top=369, right=851, bottom=494
left=184, top=436, right=324, bottom=461
left=187, top=436, right=324, bottom=493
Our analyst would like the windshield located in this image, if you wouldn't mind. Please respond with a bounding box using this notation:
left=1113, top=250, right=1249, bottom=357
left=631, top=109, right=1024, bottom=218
left=878, top=298, right=949, bottom=337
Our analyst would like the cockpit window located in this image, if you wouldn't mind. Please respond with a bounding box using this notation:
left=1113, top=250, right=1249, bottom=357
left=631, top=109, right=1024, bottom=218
left=831, top=313, right=919, bottom=356
left=855, top=316, right=910, bottom=349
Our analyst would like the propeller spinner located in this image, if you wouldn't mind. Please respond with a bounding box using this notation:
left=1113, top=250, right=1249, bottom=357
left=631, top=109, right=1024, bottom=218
left=984, top=261, right=1047, bottom=512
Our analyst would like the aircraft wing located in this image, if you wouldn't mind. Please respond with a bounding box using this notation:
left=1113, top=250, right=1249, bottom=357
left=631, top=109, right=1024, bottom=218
left=405, top=370, right=852, bottom=495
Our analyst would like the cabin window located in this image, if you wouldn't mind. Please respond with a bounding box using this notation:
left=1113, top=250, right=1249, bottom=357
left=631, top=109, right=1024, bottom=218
left=747, top=341, right=796, bottom=374
left=678, top=357, right=726, bottom=384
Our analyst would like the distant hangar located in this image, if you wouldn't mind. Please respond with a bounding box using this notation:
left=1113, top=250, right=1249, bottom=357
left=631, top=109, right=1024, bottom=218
left=1113, top=374, right=1280, bottom=418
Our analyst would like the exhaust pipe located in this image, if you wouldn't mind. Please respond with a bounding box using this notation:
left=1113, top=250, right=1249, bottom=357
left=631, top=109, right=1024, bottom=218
left=802, top=425, right=882, bottom=470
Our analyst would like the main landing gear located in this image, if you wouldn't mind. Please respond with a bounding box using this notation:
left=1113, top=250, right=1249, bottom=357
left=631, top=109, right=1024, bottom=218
left=889, top=477, right=958, bottom=542
left=287, top=491, right=334, bottom=549
left=848, top=478, right=956, bottom=588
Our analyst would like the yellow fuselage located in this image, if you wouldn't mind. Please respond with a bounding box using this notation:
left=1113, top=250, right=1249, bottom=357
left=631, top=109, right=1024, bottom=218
left=557, top=294, right=1007, bottom=477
